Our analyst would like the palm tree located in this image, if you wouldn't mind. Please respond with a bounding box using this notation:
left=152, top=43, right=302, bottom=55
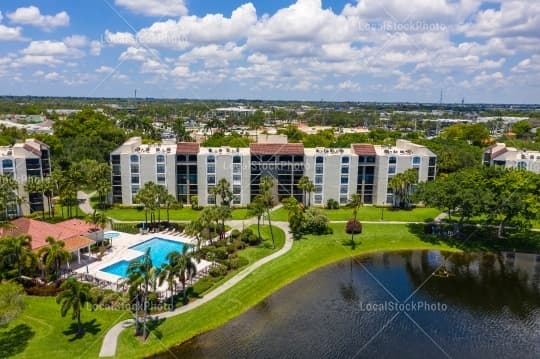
left=247, top=197, right=265, bottom=241
left=89, top=163, right=111, bottom=209
left=168, top=246, right=197, bottom=303
left=157, top=262, right=178, bottom=309
left=163, top=194, right=179, bottom=223
left=0, top=234, right=34, bottom=280
left=24, top=177, right=44, bottom=219
left=211, top=179, right=233, bottom=207
left=388, top=169, right=418, bottom=208
left=41, top=176, right=55, bottom=218
left=259, top=176, right=276, bottom=248
left=348, top=193, right=363, bottom=248
left=214, top=205, right=232, bottom=240
left=155, top=185, right=168, bottom=226
left=0, top=174, right=20, bottom=221
left=185, top=218, right=205, bottom=251
left=127, top=248, right=154, bottom=339
left=298, top=176, right=315, bottom=207
left=38, top=237, right=72, bottom=280
left=56, top=278, right=91, bottom=336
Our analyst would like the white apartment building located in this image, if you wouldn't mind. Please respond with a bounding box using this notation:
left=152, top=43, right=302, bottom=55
left=111, top=137, right=436, bottom=207
left=483, top=143, right=540, bottom=173
left=0, top=139, right=51, bottom=216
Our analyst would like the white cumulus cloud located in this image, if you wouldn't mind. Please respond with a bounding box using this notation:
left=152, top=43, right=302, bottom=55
left=7, top=6, right=69, bottom=31
left=115, top=0, right=187, bottom=17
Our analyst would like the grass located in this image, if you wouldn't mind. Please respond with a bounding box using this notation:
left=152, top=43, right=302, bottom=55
left=270, top=206, right=441, bottom=222
left=102, top=207, right=249, bottom=222
left=1, top=296, right=128, bottom=359
left=114, top=223, right=458, bottom=358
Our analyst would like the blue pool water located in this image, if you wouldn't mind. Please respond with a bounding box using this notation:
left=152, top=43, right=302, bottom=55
left=100, top=238, right=187, bottom=278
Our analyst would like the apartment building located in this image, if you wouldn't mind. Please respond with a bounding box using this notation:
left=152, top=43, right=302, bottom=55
left=0, top=139, right=51, bottom=216
left=111, top=137, right=436, bottom=207
left=483, top=143, right=540, bottom=173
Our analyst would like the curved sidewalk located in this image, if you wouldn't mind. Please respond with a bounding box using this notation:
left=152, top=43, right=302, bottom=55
left=99, top=221, right=293, bottom=357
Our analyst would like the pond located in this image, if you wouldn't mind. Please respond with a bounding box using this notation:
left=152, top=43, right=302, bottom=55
left=154, top=251, right=540, bottom=359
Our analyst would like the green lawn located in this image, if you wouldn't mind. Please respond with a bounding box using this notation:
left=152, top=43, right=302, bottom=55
left=103, top=207, right=250, bottom=222
left=115, top=223, right=458, bottom=358
left=270, top=206, right=441, bottom=222
left=1, top=296, right=128, bottom=359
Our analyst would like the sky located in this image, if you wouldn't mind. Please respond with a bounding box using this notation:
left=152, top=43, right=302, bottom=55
left=0, top=0, right=539, bottom=103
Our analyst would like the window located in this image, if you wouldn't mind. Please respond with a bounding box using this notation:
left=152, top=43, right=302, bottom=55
left=341, top=156, right=350, bottom=164
left=208, top=175, right=216, bottom=185
left=389, top=156, right=397, bottom=164
left=518, top=161, right=527, bottom=170
left=156, top=164, right=166, bottom=174
left=131, top=185, right=140, bottom=194
left=207, top=155, right=215, bottom=163
left=341, top=166, right=349, bottom=174
left=157, top=155, right=165, bottom=163
left=233, top=156, right=241, bottom=163
left=157, top=175, right=166, bottom=184
left=130, top=155, right=139, bottom=162
left=366, top=156, right=375, bottom=163
left=2, top=159, right=13, bottom=169
left=340, top=185, right=348, bottom=194
left=388, top=166, right=396, bottom=174
left=233, top=186, right=241, bottom=195
left=412, top=156, right=421, bottom=165
left=233, top=174, right=241, bottom=184
left=233, top=163, right=242, bottom=173
left=314, top=194, right=323, bottom=205
left=315, top=166, right=324, bottom=174
left=207, top=195, right=216, bottom=205
left=315, top=175, right=323, bottom=184
left=207, top=164, right=216, bottom=174
left=130, top=164, right=139, bottom=173
left=131, top=176, right=139, bottom=184
left=315, top=185, right=323, bottom=194
left=340, top=175, right=349, bottom=184
left=429, top=157, right=437, bottom=166
left=316, top=156, right=324, bottom=163
left=340, top=195, right=348, bottom=204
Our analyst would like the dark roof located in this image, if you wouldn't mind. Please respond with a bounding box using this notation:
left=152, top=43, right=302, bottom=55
left=352, top=144, right=376, bottom=156
left=176, top=142, right=200, bottom=154
left=250, top=143, right=304, bottom=155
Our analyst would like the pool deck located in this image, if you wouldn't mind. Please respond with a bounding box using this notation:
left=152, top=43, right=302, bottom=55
left=74, top=231, right=209, bottom=286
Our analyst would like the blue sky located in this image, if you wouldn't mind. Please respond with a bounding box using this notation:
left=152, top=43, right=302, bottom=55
left=0, top=0, right=539, bottom=103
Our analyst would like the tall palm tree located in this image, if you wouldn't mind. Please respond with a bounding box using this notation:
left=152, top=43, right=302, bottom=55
left=56, top=278, right=91, bottom=336
left=259, top=176, right=276, bottom=248
left=214, top=205, right=232, bottom=240
left=24, top=177, right=44, bottom=219
left=127, top=248, right=154, bottom=339
left=247, top=197, right=265, bottom=241
left=157, top=262, right=178, bottom=309
left=211, top=179, right=233, bottom=207
left=0, top=234, right=35, bottom=280
left=388, top=169, right=418, bottom=209
left=38, top=237, right=72, bottom=280
left=348, top=193, right=363, bottom=248
left=41, top=176, right=55, bottom=218
left=155, top=185, right=168, bottom=226
left=163, top=194, right=179, bottom=223
left=0, top=174, right=20, bottom=221
left=168, top=246, right=197, bottom=303
left=298, top=176, right=315, bottom=207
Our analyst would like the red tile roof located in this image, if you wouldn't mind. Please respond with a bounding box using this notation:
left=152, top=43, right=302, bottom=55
left=490, top=148, right=508, bottom=160
left=352, top=144, right=376, bottom=156
left=250, top=143, right=304, bottom=155
left=0, top=218, right=97, bottom=250
left=23, top=144, right=41, bottom=157
left=176, top=142, right=200, bottom=154
left=63, top=236, right=95, bottom=252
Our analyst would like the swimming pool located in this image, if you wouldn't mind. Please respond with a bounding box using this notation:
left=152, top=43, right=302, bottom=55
left=100, top=238, right=188, bottom=278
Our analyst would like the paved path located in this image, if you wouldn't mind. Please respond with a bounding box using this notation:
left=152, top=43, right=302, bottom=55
left=99, top=221, right=292, bottom=357
left=78, top=191, right=96, bottom=215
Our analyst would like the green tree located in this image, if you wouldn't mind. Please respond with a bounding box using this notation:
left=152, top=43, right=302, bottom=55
left=297, top=176, right=315, bottom=207
left=0, top=234, right=35, bottom=280
left=0, top=175, right=20, bottom=221
left=511, top=120, right=532, bottom=138
left=247, top=197, right=265, bottom=241
left=167, top=246, right=197, bottom=303
left=282, top=197, right=304, bottom=239
left=0, top=281, right=25, bottom=326
left=127, top=248, right=155, bottom=339
left=347, top=194, right=363, bottom=247
left=211, top=178, right=233, bottom=207
left=38, top=237, right=72, bottom=280
left=259, top=176, right=276, bottom=248
left=388, top=169, right=418, bottom=208
left=56, top=278, right=91, bottom=336
left=24, top=177, right=45, bottom=219
left=171, top=119, right=193, bottom=142
left=89, top=163, right=111, bottom=209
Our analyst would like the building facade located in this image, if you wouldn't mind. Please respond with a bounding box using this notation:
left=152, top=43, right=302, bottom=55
left=111, top=137, right=436, bottom=207
left=0, top=139, right=51, bottom=216
left=483, top=143, right=540, bottom=173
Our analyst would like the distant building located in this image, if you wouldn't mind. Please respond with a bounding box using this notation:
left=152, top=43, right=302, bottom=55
left=483, top=143, right=540, bottom=173
left=111, top=137, right=436, bottom=207
left=0, top=139, right=51, bottom=216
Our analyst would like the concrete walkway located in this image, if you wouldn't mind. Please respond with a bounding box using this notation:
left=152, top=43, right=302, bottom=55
left=78, top=191, right=96, bottom=215
left=99, top=221, right=293, bottom=357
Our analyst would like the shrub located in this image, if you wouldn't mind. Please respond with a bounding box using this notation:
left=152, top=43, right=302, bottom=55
left=208, top=264, right=228, bottom=277
left=213, top=247, right=229, bottom=260
left=240, top=228, right=260, bottom=245
left=224, top=256, right=249, bottom=270
left=326, top=199, right=340, bottom=210
left=191, top=276, right=215, bottom=296
left=346, top=219, right=363, bottom=234
left=230, top=229, right=241, bottom=239
left=227, top=239, right=246, bottom=254
left=263, top=241, right=273, bottom=249
left=304, top=208, right=333, bottom=235
left=191, top=195, right=201, bottom=210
